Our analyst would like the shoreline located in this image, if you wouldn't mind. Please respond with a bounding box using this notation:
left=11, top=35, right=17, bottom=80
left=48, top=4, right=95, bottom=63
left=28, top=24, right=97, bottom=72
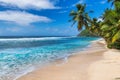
left=13, top=39, right=100, bottom=80
left=17, top=39, right=108, bottom=80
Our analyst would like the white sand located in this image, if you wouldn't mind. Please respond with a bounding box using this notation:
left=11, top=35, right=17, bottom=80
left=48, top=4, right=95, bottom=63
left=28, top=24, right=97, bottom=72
left=89, top=49, right=120, bottom=80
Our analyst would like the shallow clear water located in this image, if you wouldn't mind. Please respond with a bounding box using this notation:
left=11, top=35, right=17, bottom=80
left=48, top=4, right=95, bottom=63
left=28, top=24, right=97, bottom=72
left=0, top=37, right=98, bottom=80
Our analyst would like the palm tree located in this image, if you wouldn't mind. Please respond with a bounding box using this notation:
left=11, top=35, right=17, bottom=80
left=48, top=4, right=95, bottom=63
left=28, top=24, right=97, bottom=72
left=69, top=2, right=120, bottom=49
left=69, top=4, right=92, bottom=31
left=70, top=4, right=102, bottom=37
left=100, top=1, right=120, bottom=49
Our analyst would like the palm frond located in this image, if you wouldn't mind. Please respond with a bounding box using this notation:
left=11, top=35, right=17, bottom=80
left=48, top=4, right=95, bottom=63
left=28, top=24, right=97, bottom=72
left=112, top=30, right=120, bottom=43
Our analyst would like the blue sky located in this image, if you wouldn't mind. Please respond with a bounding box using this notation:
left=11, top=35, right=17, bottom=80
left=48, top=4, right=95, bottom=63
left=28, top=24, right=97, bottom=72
left=0, top=0, right=110, bottom=36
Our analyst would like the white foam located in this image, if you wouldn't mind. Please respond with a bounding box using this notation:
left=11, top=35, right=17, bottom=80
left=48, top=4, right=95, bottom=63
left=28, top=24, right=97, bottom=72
left=0, top=37, right=68, bottom=41
left=13, top=67, right=35, bottom=80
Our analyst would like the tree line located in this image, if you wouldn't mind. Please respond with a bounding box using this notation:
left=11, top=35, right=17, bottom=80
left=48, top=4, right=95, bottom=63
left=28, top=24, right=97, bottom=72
left=70, top=0, right=120, bottom=49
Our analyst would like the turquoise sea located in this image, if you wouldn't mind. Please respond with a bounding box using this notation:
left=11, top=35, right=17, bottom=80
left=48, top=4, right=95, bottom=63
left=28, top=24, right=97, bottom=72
left=0, top=37, right=98, bottom=80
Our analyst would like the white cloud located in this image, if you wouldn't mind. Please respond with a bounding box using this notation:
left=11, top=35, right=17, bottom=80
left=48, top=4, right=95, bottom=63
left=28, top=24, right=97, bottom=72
left=100, top=0, right=106, bottom=4
left=78, top=0, right=85, bottom=4
left=0, top=10, right=52, bottom=25
left=98, top=18, right=103, bottom=22
left=0, top=0, right=59, bottom=10
left=72, top=0, right=85, bottom=7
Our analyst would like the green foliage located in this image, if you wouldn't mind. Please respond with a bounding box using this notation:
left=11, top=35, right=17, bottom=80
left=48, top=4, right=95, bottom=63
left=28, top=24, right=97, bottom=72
left=78, top=29, right=98, bottom=37
left=112, top=30, right=120, bottom=43
left=69, top=0, right=120, bottom=49
left=69, top=4, right=91, bottom=31
left=108, top=41, right=120, bottom=49
left=101, top=25, right=110, bottom=31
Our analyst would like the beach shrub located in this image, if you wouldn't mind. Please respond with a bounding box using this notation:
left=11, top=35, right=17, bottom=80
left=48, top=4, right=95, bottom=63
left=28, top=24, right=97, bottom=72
left=108, top=40, right=120, bottom=49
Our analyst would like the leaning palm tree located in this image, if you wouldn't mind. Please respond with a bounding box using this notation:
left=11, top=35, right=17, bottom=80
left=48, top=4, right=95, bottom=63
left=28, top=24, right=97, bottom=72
left=69, top=4, right=102, bottom=37
left=100, top=1, right=120, bottom=49
left=69, top=2, right=120, bottom=49
left=69, top=4, right=92, bottom=31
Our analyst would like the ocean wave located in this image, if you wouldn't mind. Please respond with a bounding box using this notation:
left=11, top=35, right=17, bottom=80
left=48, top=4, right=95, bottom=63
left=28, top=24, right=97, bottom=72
left=0, top=37, right=66, bottom=41
left=0, top=37, right=98, bottom=80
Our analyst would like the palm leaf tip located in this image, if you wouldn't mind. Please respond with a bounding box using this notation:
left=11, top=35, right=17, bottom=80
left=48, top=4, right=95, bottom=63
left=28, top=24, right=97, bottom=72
left=69, top=10, right=77, bottom=16
left=112, top=30, right=120, bottom=43
left=76, top=4, right=86, bottom=11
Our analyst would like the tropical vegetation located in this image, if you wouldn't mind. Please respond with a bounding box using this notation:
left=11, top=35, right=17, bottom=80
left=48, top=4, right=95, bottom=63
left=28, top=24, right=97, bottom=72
left=77, top=29, right=98, bottom=37
left=70, top=0, right=120, bottom=49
